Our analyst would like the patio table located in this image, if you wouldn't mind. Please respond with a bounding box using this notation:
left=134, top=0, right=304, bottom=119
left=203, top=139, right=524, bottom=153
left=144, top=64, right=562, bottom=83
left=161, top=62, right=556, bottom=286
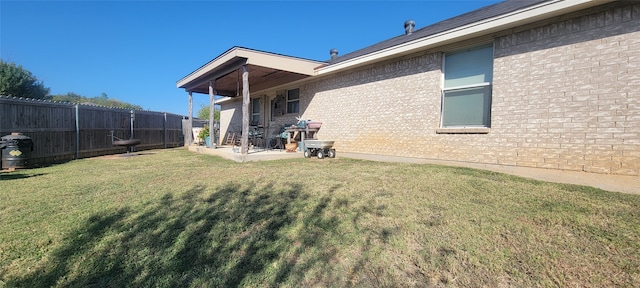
left=285, top=127, right=319, bottom=145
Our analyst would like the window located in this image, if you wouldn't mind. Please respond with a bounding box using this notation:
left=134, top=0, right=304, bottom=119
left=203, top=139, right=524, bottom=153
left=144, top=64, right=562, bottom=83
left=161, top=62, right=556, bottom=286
left=251, top=98, right=260, bottom=124
left=270, top=99, right=275, bottom=122
left=286, top=88, right=299, bottom=114
left=441, top=45, right=493, bottom=128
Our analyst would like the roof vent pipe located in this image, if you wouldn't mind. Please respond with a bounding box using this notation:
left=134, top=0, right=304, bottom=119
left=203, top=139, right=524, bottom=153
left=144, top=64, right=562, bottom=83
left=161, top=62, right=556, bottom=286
left=330, top=48, right=339, bottom=59
left=404, top=20, right=415, bottom=35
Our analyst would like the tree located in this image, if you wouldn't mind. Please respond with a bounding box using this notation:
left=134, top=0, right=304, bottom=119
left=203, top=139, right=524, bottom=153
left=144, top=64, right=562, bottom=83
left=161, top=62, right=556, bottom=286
left=0, top=60, right=50, bottom=99
left=50, top=92, right=143, bottom=110
left=50, top=92, right=83, bottom=103
left=197, top=104, right=220, bottom=121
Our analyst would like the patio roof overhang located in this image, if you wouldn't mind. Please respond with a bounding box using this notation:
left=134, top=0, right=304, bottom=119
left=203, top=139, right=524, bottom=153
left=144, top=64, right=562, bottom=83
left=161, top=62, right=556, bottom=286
left=177, top=47, right=325, bottom=97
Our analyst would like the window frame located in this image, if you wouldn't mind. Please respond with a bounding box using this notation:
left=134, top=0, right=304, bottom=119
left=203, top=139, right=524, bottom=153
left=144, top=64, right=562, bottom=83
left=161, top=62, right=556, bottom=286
left=440, top=44, right=494, bottom=130
left=250, top=98, right=260, bottom=125
left=270, top=98, right=275, bottom=122
left=286, top=88, right=300, bottom=114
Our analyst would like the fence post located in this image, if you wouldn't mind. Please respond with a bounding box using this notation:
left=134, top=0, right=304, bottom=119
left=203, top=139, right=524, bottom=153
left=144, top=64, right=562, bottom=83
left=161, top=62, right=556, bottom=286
left=75, top=104, right=80, bottom=159
left=130, top=110, right=135, bottom=140
left=164, top=112, right=167, bottom=149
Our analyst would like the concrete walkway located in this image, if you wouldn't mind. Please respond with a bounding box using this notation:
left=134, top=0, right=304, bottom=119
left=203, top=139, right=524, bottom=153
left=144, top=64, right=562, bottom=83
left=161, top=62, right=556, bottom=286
left=341, top=152, right=640, bottom=195
left=188, top=146, right=639, bottom=195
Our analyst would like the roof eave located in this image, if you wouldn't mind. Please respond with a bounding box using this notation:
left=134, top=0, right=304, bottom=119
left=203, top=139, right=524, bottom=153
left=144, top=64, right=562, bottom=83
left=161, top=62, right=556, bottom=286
left=177, top=47, right=243, bottom=89
left=316, top=0, right=615, bottom=75
left=177, top=47, right=324, bottom=90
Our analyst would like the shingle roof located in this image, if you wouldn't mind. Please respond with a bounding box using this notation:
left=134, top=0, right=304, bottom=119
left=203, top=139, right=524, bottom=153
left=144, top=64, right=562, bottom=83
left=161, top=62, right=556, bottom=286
left=326, top=0, right=551, bottom=64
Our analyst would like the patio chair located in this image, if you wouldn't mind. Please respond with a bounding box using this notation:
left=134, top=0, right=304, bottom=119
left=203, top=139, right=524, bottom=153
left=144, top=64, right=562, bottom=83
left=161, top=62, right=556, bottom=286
left=266, top=125, right=285, bottom=151
left=249, top=126, right=266, bottom=151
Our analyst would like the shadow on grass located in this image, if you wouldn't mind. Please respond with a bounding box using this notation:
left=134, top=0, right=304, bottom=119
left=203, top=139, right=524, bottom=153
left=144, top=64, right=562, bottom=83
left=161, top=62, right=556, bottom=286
left=0, top=172, right=47, bottom=180
left=8, top=181, right=348, bottom=287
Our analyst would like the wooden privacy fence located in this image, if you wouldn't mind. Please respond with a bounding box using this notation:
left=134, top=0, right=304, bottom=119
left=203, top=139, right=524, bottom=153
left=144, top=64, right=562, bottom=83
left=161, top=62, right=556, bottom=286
left=0, top=96, right=184, bottom=166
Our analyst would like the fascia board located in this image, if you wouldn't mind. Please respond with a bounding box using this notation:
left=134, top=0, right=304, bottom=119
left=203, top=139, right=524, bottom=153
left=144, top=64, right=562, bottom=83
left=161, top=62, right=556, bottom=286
left=178, top=48, right=324, bottom=89
left=177, top=48, right=243, bottom=88
left=241, top=49, right=322, bottom=76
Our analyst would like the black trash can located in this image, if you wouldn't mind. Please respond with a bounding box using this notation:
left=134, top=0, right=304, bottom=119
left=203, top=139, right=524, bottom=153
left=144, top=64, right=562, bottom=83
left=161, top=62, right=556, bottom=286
left=1, top=133, right=34, bottom=170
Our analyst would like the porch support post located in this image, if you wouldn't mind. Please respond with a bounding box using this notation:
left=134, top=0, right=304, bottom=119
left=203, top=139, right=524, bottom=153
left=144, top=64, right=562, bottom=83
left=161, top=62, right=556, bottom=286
left=187, top=91, right=193, bottom=146
left=241, top=65, right=250, bottom=154
left=208, top=80, right=216, bottom=147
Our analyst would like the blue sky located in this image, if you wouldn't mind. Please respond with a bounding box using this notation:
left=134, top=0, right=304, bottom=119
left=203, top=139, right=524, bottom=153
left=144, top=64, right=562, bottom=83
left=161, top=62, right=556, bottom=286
left=1, top=0, right=501, bottom=116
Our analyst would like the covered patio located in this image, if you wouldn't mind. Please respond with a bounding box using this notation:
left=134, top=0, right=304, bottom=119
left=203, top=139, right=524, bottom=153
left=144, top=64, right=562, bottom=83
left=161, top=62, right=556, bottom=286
left=177, top=47, right=324, bottom=156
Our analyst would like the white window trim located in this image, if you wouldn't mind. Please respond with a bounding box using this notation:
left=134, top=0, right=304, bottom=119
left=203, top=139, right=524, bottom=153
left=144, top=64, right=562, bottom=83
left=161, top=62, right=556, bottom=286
left=442, top=82, right=491, bottom=92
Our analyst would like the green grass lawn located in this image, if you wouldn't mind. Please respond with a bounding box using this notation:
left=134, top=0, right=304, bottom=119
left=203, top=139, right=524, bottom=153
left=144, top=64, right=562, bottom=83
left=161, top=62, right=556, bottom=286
left=1, top=148, right=639, bottom=287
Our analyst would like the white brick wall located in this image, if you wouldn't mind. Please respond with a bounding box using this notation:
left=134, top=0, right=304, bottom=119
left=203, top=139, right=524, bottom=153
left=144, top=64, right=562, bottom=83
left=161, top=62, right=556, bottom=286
left=301, top=52, right=443, bottom=158
left=491, top=2, right=640, bottom=175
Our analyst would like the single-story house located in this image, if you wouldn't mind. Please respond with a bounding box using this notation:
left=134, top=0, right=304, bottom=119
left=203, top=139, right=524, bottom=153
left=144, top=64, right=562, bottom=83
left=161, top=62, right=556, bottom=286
left=177, top=0, right=639, bottom=176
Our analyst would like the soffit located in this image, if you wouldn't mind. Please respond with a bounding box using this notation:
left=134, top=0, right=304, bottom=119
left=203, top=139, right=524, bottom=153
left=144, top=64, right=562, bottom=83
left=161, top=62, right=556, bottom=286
left=177, top=47, right=324, bottom=97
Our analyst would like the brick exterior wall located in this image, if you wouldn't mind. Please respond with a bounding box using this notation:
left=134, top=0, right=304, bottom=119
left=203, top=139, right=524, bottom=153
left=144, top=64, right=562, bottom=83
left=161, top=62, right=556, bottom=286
left=491, top=2, right=640, bottom=175
left=301, top=52, right=443, bottom=159
left=220, top=1, right=640, bottom=175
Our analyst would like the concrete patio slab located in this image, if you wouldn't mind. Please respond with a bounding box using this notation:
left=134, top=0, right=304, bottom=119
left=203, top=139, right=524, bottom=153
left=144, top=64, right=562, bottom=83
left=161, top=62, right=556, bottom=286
left=189, top=145, right=303, bottom=162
